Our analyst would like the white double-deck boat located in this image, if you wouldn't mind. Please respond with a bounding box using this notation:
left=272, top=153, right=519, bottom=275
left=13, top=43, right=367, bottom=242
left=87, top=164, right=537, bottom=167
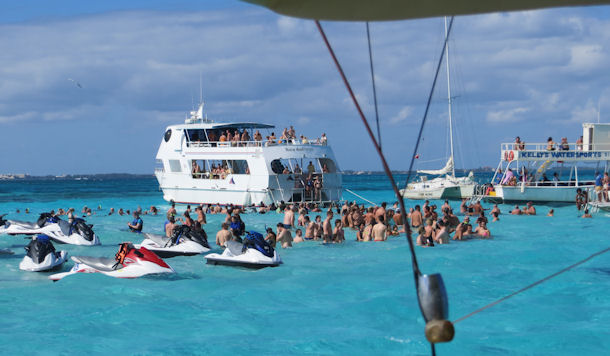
left=154, top=103, right=342, bottom=206
left=483, top=123, right=610, bottom=203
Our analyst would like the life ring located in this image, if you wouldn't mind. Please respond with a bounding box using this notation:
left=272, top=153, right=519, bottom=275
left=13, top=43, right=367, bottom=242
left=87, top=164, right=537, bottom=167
left=508, top=151, right=514, bottom=162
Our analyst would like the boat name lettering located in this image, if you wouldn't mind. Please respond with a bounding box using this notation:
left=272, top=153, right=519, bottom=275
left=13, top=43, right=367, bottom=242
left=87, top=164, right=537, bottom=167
left=285, top=148, right=313, bottom=152
left=518, top=151, right=607, bottom=159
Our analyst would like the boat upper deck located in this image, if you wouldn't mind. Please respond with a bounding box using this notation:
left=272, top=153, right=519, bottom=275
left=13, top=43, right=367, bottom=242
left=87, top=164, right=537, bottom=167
left=500, top=142, right=610, bottom=162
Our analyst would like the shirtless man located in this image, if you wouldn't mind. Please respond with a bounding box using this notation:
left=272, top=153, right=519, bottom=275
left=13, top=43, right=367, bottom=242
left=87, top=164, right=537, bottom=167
left=297, top=209, right=307, bottom=227
left=283, top=205, right=295, bottom=228
left=372, top=215, right=387, bottom=242
left=420, top=219, right=435, bottom=246
left=352, top=207, right=363, bottom=229
left=510, top=205, right=522, bottom=215
left=304, top=216, right=315, bottom=240
left=460, top=199, right=469, bottom=214
left=435, top=220, right=450, bottom=244
left=441, top=200, right=451, bottom=212
left=333, top=220, right=345, bottom=243
left=322, top=211, right=333, bottom=243
left=165, top=216, right=177, bottom=238
left=410, top=205, right=423, bottom=229
left=215, top=222, right=232, bottom=247
left=491, top=204, right=500, bottom=216
left=314, top=215, right=322, bottom=240
left=294, top=229, right=304, bottom=243
left=375, top=202, right=387, bottom=224
left=525, top=202, right=536, bottom=215
left=472, top=201, right=483, bottom=216
left=276, top=223, right=293, bottom=248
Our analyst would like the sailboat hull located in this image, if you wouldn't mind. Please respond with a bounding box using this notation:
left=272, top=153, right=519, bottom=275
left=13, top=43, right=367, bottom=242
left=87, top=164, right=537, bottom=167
left=400, top=176, right=475, bottom=200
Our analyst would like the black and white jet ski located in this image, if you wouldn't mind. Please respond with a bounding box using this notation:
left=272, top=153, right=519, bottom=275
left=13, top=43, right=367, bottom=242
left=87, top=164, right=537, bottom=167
left=135, top=225, right=210, bottom=258
left=0, top=213, right=100, bottom=246
left=49, top=242, right=174, bottom=281
left=19, top=234, right=68, bottom=272
left=205, top=231, right=281, bottom=269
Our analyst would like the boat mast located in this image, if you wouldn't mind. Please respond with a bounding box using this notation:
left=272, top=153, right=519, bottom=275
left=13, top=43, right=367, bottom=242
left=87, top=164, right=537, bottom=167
left=444, top=16, right=456, bottom=178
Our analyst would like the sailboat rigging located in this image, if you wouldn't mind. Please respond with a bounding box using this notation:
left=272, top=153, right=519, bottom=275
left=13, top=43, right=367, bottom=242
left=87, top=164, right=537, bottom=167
left=400, top=17, right=476, bottom=200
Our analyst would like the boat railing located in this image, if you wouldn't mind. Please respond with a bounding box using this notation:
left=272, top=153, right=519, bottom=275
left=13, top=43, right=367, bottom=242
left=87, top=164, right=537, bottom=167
left=186, top=139, right=327, bottom=148
left=501, top=142, right=582, bottom=152
left=495, top=179, right=594, bottom=187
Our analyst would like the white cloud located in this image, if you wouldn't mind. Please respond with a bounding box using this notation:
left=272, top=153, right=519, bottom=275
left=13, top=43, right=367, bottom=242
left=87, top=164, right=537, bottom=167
left=486, top=107, right=530, bottom=123
left=570, top=99, right=598, bottom=123
left=390, top=106, right=413, bottom=124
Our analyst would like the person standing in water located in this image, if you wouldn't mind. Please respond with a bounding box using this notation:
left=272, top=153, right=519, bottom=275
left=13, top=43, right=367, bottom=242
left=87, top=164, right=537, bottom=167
left=127, top=211, right=143, bottom=233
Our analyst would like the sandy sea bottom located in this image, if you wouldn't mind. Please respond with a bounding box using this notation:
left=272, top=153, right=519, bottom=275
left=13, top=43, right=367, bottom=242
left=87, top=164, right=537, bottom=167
left=0, top=175, right=609, bottom=355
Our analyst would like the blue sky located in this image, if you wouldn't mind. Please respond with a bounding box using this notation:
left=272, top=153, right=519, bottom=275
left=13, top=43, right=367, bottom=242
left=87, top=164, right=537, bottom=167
left=1, top=1, right=610, bottom=174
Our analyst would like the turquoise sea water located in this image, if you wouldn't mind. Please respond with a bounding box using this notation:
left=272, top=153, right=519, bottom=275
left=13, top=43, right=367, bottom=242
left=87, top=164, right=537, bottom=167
left=1, top=175, right=609, bottom=355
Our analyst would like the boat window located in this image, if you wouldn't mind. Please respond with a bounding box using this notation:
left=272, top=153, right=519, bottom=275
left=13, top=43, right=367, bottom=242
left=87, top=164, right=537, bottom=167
left=318, top=158, right=337, bottom=173
left=168, top=159, right=182, bottom=173
left=185, top=129, right=206, bottom=142
left=190, top=159, right=250, bottom=179
left=164, top=129, right=172, bottom=142
left=271, top=158, right=306, bottom=175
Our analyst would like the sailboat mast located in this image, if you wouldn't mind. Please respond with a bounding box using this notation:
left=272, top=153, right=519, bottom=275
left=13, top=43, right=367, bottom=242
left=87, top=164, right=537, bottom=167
left=444, top=16, right=456, bottom=178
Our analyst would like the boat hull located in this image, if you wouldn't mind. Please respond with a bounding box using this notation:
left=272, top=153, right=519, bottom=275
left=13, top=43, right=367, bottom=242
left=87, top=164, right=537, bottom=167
left=490, top=184, right=585, bottom=203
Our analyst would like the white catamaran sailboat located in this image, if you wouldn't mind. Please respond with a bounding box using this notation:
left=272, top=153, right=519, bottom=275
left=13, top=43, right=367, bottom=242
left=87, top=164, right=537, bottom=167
left=401, top=18, right=475, bottom=200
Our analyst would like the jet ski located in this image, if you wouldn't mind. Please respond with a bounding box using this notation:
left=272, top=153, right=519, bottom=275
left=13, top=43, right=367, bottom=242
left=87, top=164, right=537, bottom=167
left=135, top=225, right=210, bottom=258
left=0, top=213, right=100, bottom=246
left=49, top=242, right=174, bottom=281
left=19, top=234, right=68, bottom=272
left=205, top=231, right=281, bottom=269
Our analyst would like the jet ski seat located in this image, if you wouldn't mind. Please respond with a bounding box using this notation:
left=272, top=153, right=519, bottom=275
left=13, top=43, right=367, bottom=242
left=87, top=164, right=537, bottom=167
left=7, top=220, right=38, bottom=229
left=225, top=240, right=244, bottom=257
left=57, top=219, right=71, bottom=235
left=72, top=256, right=118, bottom=271
left=143, top=233, right=172, bottom=246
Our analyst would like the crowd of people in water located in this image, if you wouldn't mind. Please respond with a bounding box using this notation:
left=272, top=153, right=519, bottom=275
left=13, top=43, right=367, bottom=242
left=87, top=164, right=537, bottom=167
left=10, top=190, right=596, bottom=251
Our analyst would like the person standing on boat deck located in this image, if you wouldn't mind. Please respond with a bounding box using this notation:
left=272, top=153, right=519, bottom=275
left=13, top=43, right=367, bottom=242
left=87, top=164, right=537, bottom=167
left=320, top=133, right=327, bottom=145
left=276, top=223, right=293, bottom=248
left=575, top=188, right=587, bottom=211
left=283, top=205, right=295, bottom=228
left=602, top=172, right=610, bottom=201
left=314, top=177, right=323, bottom=201
left=372, top=215, right=387, bottom=242
left=127, top=211, right=143, bottom=233
left=307, top=161, right=315, bottom=174
left=294, top=164, right=302, bottom=174
left=514, top=136, right=524, bottom=150
left=254, top=130, right=262, bottom=144
left=216, top=223, right=232, bottom=247
left=560, top=137, right=570, bottom=150
left=594, top=171, right=604, bottom=202
left=576, top=136, right=583, bottom=150
left=546, top=137, right=556, bottom=151
left=410, top=205, right=423, bottom=229
left=288, top=126, right=296, bottom=142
